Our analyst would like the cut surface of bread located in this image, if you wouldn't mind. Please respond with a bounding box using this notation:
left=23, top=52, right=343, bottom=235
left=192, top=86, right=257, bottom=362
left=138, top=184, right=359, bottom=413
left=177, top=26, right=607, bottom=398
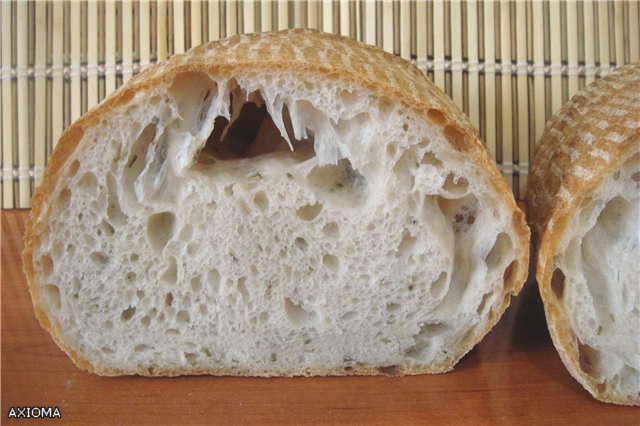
left=23, top=29, right=529, bottom=377
left=527, top=64, right=640, bottom=406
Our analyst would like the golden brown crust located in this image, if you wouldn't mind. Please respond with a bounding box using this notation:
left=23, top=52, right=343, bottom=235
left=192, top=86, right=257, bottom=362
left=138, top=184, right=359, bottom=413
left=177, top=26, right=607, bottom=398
left=526, top=63, right=640, bottom=406
left=23, top=29, right=529, bottom=377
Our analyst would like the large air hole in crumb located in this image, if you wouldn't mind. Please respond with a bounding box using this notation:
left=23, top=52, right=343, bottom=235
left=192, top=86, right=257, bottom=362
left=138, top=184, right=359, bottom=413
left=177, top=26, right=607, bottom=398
left=106, top=172, right=126, bottom=226
left=551, top=268, right=565, bottom=299
left=341, top=311, right=357, bottom=321
left=40, top=256, right=54, bottom=278
left=284, top=297, right=318, bottom=327
left=135, top=344, right=152, bottom=352
left=121, top=306, right=136, bottom=321
left=443, top=125, right=472, bottom=152
left=67, top=159, right=80, bottom=177
left=72, top=277, right=81, bottom=292
left=160, top=257, right=178, bottom=284
left=124, top=124, right=156, bottom=189
left=176, top=310, right=190, bottom=326
left=340, top=89, right=361, bottom=108
left=430, top=272, right=448, bottom=297
left=322, top=254, right=339, bottom=271
left=438, top=194, right=478, bottom=233
left=307, top=159, right=368, bottom=207
left=90, top=251, right=110, bottom=266
left=237, top=277, right=250, bottom=303
left=193, top=85, right=314, bottom=167
left=378, top=96, right=394, bottom=116
left=578, top=341, right=599, bottom=376
left=77, top=172, right=98, bottom=193
left=502, top=260, right=519, bottom=292
left=51, top=241, right=63, bottom=260
left=443, top=174, right=469, bottom=196
left=165, top=292, right=174, bottom=307
left=322, top=222, right=339, bottom=238
left=405, top=322, right=451, bottom=359
left=418, top=322, right=449, bottom=338
left=147, top=212, right=176, bottom=253
left=42, top=284, right=61, bottom=310
left=485, top=232, right=513, bottom=271
left=294, top=237, right=309, bottom=251
left=185, top=353, right=198, bottom=365
left=99, top=220, right=115, bottom=237
left=199, top=305, right=209, bottom=316
left=421, top=151, right=442, bottom=167
left=477, top=292, right=492, bottom=315
left=386, top=303, right=401, bottom=313
left=190, top=277, right=202, bottom=292
left=168, top=71, right=218, bottom=132
left=427, top=108, right=447, bottom=125
left=397, top=229, right=417, bottom=255
left=207, top=269, right=221, bottom=292
left=55, top=189, right=71, bottom=211
left=296, top=203, right=323, bottom=221
left=252, top=191, right=269, bottom=211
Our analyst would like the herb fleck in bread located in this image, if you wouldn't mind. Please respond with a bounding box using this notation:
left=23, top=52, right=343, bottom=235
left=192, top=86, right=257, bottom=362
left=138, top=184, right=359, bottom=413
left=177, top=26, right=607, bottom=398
left=23, top=29, right=529, bottom=377
left=527, top=63, right=640, bottom=406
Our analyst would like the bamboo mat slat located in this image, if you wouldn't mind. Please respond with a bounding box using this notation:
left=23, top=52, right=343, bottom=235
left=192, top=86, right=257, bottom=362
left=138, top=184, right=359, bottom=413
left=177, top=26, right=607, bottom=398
left=450, top=1, right=463, bottom=110
left=34, top=2, right=47, bottom=192
left=432, top=1, right=445, bottom=92
left=2, top=2, right=14, bottom=209
left=17, top=1, right=29, bottom=208
left=466, top=1, right=480, bottom=132
left=122, top=1, right=133, bottom=83
left=515, top=1, right=528, bottom=199
left=1, top=0, right=639, bottom=208
left=498, top=1, right=512, bottom=191
left=483, top=1, right=497, bottom=160
left=584, top=1, right=596, bottom=86
left=625, top=2, right=640, bottom=62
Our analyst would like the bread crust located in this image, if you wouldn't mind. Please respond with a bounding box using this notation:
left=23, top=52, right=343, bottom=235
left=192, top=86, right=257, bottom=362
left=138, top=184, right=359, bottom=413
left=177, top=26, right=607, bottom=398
left=526, top=63, right=640, bottom=406
left=23, top=29, right=529, bottom=377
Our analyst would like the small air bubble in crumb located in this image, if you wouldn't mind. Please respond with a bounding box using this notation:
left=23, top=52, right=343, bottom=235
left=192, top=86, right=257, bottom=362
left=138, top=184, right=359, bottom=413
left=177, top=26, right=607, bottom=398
left=322, top=222, right=339, bottom=238
left=296, top=203, right=323, bottom=221
left=253, top=191, right=269, bottom=211
left=294, top=237, right=309, bottom=251
left=322, top=254, right=339, bottom=271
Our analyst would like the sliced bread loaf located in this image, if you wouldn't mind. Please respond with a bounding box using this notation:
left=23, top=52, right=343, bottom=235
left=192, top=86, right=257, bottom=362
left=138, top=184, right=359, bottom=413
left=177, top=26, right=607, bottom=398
left=23, top=29, right=529, bottom=377
left=527, top=64, right=640, bottom=405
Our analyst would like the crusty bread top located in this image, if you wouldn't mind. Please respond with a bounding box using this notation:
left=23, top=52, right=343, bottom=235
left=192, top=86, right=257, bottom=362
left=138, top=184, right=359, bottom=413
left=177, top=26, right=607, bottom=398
left=527, top=63, right=640, bottom=236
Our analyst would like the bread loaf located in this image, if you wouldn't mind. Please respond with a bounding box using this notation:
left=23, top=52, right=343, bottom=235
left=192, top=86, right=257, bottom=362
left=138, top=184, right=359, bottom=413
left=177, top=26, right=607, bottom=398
left=527, top=64, right=640, bottom=405
left=23, top=29, right=529, bottom=377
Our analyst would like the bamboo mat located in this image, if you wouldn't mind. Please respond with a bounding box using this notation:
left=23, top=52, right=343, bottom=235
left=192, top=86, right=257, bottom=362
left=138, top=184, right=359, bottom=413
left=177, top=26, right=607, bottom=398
left=1, top=1, right=638, bottom=208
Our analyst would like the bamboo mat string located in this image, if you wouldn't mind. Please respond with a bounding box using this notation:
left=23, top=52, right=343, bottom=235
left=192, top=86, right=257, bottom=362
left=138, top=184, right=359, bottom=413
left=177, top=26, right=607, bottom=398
left=1, top=0, right=639, bottom=208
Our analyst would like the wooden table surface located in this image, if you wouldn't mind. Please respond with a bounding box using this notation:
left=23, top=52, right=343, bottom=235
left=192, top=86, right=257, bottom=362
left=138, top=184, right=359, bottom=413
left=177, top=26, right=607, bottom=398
left=2, top=209, right=638, bottom=425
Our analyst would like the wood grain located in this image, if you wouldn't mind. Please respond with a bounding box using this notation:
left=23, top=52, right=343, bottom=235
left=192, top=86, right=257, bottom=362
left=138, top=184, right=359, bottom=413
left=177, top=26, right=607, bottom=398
left=1, top=210, right=638, bottom=425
